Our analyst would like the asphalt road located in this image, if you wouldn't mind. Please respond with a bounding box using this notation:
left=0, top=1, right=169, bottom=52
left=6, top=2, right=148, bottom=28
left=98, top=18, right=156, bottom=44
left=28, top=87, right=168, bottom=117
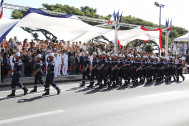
left=0, top=75, right=189, bottom=126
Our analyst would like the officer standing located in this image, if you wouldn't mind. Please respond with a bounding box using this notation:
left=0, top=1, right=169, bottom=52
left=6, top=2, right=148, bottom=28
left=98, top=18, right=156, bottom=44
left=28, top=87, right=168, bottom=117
left=7, top=52, right=28, bottom=97
left=80, top=51, right=90, bottom=87
left=43, top=53, right=61, bottom=95
left=87, top=52, right=98, bottom=88
left=30, top=54, right=45, bottom=93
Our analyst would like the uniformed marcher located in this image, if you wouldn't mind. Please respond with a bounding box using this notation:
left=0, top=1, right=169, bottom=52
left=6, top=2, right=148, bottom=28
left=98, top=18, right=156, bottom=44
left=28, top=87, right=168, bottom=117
left=43, top=53, right=61, bottom=95
left=111, top=53, right=119, bottom=88
left=30, top=54, right=45, bottom=93
left=97, top=51, right=107, bottom=89
left=146, top=55, right=154, bottom=84
left=7, top=52, right=28, bottom=97
left=133, top=55, right=142, bottom=87
left=118, top=54, right=125, bottom=86
left=176, top=58, right=185, bottom=82
left=80, top=51, right=90, bottom=87
left=156, top=56, right=164, bottom=83
left=87, top=52, right=98, bottom=88
left=124, top=54, right=133, bottom=87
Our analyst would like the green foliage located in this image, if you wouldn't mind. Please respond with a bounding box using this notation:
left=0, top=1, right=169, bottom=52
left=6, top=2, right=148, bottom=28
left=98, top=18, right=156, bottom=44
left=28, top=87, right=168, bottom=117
left=11, top=3, right=188, bottom=45
left=145, top=45, right=153, bottom=53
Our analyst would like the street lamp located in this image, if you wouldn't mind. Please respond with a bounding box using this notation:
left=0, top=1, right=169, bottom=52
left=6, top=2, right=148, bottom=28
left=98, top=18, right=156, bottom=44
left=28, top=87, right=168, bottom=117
left=154, top=2, right=165, bottom=28
left=154, top=2, right=165, bottom=55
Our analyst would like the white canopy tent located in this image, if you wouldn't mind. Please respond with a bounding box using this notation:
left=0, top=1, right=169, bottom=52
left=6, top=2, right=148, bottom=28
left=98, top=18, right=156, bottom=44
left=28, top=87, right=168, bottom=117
left=174, top=32, right=189, bottom=42
left=0, top=8, right=162, bottom=53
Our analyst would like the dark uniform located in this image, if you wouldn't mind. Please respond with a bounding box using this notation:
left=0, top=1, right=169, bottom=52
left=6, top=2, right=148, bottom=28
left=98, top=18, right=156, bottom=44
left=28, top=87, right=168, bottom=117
left=8, top=58, right=28, bottom=97
left=88, top=56, right=98, bottom=88
left=141, top=58, right=147, bottom=84
left=118, top=57, right=125, bottom=86
left=156, top=58, right=164, bottom=83
left=146, top=58, right=154, bottom=84
left=124, top=56, right=133, bottom=86
left=31, top=59, right=45, bottom=92
left=133, top=57, right=142, bottom=87
left=111, top=57, right=119, bottom=88
left=80, top=56, right=90, bottom=87
left=176, top=59, right=185, bottom=82
left=98, top=56, right=107, bottom=89
left=43, top=57, right=61, bottom=95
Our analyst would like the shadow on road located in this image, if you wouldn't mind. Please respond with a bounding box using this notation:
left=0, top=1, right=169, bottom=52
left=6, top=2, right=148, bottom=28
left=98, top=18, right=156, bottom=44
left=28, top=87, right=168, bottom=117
left=17, top=94, right=56, bottom=103
left=0, top=94, right=24, bottom=101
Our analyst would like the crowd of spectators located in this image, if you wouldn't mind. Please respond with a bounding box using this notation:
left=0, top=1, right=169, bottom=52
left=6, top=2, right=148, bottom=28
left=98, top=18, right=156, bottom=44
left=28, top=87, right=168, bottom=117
left=1, top=36, right=189, bottom=82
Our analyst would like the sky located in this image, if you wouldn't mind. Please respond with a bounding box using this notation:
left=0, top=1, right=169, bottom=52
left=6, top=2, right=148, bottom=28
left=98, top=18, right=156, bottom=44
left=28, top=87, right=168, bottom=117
left=3, top=0, right=189, bottom=41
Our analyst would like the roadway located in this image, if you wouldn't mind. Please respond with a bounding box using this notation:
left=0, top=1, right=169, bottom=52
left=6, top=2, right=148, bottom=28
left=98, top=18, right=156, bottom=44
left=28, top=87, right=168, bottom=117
left=0, top=75, right=189, bottom=126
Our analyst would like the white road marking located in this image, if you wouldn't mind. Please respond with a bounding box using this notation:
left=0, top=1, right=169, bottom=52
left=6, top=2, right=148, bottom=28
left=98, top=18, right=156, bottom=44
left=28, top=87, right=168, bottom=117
left=139, top=90, right=189, bottom=102
left=0, top=110, right=65, bottom=125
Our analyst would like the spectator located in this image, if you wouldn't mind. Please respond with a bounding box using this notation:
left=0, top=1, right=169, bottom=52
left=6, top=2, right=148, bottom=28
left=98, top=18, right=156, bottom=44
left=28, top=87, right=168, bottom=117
left=70, top=53, right=75, bottom=75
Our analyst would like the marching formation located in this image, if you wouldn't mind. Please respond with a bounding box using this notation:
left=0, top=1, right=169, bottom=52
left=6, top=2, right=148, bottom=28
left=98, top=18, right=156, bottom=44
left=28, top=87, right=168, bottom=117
left=80, top=51, right=185, bottom=89
left=7, top=52, right=61, bottom=97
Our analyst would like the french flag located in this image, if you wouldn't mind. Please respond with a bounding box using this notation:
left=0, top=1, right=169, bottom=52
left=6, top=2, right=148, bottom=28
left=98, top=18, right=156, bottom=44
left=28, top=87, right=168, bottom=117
left=0, top=0, right=3, bottom=19
left=108, top=11, right=116, bottom=24
left=166, top=19, right=172, bottom=35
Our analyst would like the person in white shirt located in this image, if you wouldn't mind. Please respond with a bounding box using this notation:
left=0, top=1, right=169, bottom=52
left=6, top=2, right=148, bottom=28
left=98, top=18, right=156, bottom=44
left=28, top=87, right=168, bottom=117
left=62, top=51, right=68, bottom=75
left=176, top=42, right=180, bottom=55
left=16, top=42, right=22, bottom=52
left=173, top=42, right=177, bottom=55
left=54, top=53, right=59, bottom=77
left=183, top=42, right=187, bottom=55
left=57, top=50, right=62, bottom=76
left=9, top=52, right=16, bottom=75
left=45, top=50, right=51, bottom=75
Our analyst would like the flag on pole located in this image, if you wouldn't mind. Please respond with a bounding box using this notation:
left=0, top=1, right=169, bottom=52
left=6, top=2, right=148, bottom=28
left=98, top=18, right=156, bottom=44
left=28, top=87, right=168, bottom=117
left=108, top=11, right=115, bottom=24
left=0, top=0, right=4, bottom=19
left=116, top=23, right=120, bottom=31
left=118, top=12, right=122, bottom=23
left=167, top=19, right=172, bottom=35
left=117, top=38, right=121, bottom=48
left=116, top=11, right=119, bottom=22
left=113, top=11, right=116, bottom=22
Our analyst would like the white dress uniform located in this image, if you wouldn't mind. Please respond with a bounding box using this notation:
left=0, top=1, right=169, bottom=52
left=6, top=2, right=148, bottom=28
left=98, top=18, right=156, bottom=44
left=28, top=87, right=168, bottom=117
left=45, top=54, right=49, bottom=75
left=57, top=53, right=62, bottom=75
left=62, top=54, right=68, bottom=75
left=54, top=56, right=59, bottom=77
left=173, top=43, right=177, bottom=55
left=10, top=55, right=14, bottom=75
left=184, top=43, right=187, bottom=55
left=176, top=43, right=180, bottom=55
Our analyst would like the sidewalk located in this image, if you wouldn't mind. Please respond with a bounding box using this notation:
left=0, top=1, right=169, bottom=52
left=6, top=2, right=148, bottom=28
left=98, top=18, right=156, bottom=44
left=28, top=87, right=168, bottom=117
left=0, top=75, right=82, bottom=87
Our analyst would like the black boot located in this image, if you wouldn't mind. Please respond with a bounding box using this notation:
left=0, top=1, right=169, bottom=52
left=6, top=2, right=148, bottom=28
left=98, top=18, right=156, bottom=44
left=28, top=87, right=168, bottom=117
left=7, top=90, right=15, bottom=97
left=56, top=87, right=61, bottom=95
left=124, top=80, right=128, bottom=87
left=23, top=87, right=28, bottom=95
left=183, top=76, right=185, bottom=81
left=177, top=77, right=179, bottom=82
left=30, top=86, right=37, bottom=93
left=112, top=81, right=116, bottom=88
left=80, top=81, right=85, bottom=87
left=87, top=81, right=94, bottom=88
left=43, top=89, right=50, bottom=96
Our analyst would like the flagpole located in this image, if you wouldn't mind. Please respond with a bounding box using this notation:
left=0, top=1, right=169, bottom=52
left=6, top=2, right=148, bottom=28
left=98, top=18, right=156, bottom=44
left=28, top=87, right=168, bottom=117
left=114, top=23, right=118, bottom=53
left=165, top=30, right=169, bottom=57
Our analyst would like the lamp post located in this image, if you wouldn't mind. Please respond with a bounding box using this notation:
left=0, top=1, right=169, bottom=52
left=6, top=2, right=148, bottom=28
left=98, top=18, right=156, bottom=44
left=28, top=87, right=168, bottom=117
left=154, top=2, right=165, bottom=55
left=154, top=2, right=165, bottom=28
